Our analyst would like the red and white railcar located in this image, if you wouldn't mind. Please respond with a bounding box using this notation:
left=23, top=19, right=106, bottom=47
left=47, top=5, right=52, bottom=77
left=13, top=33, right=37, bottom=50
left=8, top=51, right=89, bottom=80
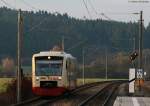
left=32, top=50, right=77, bottom=96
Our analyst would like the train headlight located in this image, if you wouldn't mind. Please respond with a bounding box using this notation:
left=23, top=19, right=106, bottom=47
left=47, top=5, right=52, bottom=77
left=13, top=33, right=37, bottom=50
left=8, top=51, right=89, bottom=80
left=48, top=56, right=51, bottom=59
left=36, top=77, right=39, bottom=81
left=58, top=77, right=62, bottom=80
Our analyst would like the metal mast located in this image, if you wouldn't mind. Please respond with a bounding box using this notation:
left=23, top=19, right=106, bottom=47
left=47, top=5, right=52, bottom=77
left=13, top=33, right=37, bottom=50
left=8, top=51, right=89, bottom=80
left=82, top=48, right=85, bottom=85
left=17, top=9, right=23, bottom=103
left=105, top=47, right=108, bottom=79
left=138, top=11, right=143, bottom=69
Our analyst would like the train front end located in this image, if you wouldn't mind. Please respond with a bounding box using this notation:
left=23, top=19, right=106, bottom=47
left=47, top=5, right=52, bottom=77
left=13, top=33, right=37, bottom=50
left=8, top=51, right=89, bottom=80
left=32, top=52, right=66, bottom=96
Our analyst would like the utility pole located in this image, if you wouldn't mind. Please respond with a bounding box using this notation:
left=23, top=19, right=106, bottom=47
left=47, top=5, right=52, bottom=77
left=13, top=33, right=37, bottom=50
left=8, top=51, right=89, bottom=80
left=105, top=47, right=108, bottom=80
left=137, top=11, right=143, bottom=92
left=17, top=9, right=23, bottom=103
left=62, top=36, right=64, bottom=51
left=138, top=11, right=143, bottom=70
left=82, top=48, right=85, bottom=85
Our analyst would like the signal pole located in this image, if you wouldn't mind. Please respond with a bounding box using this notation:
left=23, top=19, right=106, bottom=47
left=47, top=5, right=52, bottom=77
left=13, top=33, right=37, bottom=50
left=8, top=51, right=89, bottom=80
left=138, top=11, right=143, bottom=69
left=137, top=11, right=143, bottom=92
left=82, top=48, right=85, bottom=85
left=105, top=47, right=108, bottom=80
left=131, top=37, right=136, bottom=68
left=17, top=9, right=23, bottom=103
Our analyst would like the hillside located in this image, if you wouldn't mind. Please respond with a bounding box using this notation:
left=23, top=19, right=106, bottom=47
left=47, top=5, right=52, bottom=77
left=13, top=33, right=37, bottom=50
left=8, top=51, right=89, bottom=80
left=0, top=7, right=150, bottom=65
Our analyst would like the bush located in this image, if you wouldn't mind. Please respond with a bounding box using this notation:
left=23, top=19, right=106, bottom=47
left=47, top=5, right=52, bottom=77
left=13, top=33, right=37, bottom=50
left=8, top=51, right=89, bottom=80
left=2, top=77, right=34, bottom=104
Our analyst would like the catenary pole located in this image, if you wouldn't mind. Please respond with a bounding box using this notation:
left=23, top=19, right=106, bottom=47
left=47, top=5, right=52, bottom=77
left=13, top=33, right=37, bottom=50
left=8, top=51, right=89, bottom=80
left=105, top=47, right=108, bottom=80
left=82, top=48, right=85, bottom=85
left=138, top=11, right=143, bottom=69
left=17, top=9, right=23, bottom=103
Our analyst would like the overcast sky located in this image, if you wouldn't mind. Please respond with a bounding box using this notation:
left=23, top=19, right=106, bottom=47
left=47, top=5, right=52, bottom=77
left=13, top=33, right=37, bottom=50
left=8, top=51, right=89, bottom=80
left=0, top=0, right=150, bottom=26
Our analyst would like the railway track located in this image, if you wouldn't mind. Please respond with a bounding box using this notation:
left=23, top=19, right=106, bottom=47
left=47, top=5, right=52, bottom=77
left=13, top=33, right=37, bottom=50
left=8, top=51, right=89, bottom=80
left=11, top=81, right=111, bottom=106
left=12, top=94, right=72, bottom=106
left=78, top=81, right=123, bottom=106
left=12, top=81, right=124, bottom=106
left=48, top=81, right=125, bottom=106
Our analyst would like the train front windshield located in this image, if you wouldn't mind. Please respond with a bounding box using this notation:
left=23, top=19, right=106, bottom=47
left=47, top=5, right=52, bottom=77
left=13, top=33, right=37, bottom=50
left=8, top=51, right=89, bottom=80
left=35, top=56, right=63, bottom=76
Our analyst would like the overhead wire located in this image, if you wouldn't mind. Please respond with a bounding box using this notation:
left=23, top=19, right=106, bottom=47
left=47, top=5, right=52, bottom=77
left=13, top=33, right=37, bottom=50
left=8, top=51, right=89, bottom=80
left=27, top=17, right=49, bottom=33
left=0, top=0, right=15, bottom=9
left=88, top=0, right=136, bottom=21
left=67, top=39, right=88, bottom=51
left=88, top=0, right=98, bottom=15
left=99, top=13, right=112, bottom=21
left=87, top=0, right=112, bottom=21
left=18, top=0, right=50, bottom=33
left=82, top=0, right=92, bottom=19
left=0, top=0, right=45, bottom=34
left=21, top=0, right=39, bottom=11
left=87, top=0, right=139, bottom=22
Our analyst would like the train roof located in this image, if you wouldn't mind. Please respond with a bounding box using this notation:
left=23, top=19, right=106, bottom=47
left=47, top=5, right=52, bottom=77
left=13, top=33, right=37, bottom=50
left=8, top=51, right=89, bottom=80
left=33, top=51, right=75, bottom=59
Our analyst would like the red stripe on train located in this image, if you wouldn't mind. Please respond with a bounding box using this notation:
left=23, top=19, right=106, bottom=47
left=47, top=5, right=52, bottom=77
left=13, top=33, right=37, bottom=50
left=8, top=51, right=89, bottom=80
left=32, top=87, right=67, bottom=96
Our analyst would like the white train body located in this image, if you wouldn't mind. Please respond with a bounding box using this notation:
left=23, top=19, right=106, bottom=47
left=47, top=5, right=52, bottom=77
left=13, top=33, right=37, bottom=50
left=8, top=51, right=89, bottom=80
left=32, top=51, right=77, bottom=96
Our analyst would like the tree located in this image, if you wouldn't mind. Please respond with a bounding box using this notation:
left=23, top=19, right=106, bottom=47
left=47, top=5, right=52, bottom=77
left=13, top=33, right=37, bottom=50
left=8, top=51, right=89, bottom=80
left=2, top=57, right=15, bottom=71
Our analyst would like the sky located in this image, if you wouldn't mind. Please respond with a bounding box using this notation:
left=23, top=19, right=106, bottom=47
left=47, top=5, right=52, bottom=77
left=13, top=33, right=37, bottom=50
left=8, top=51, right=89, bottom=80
left=0, top=0, right=150, bottom=26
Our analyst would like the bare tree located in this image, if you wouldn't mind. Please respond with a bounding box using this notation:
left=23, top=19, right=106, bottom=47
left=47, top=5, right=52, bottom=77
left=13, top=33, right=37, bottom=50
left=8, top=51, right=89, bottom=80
left=2, top=57, right=15, bottom=72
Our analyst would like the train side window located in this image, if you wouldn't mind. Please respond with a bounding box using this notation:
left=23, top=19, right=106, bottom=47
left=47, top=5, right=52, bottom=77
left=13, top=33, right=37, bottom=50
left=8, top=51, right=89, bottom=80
left=66, top=59, right=70, bottom=69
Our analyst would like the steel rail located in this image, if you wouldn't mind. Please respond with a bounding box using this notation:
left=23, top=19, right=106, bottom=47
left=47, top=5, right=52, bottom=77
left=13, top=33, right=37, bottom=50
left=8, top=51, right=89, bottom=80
left=102, top=82, right=121, bottom=106
left=70, top=81, right=112, bottom=94
left=35, top=81, right=112, bottom=106
left=11, top=81, right=123, bottom=106
left=11, top=82, right=107, bottom=106
left=78, top=81, right=122, bottom=106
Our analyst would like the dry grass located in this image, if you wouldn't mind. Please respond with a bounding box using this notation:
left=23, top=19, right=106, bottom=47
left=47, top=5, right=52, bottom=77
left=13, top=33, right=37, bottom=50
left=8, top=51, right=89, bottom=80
left=0, top=78, right=13, bottom=93
left=0, top=77, right=34, bottom=105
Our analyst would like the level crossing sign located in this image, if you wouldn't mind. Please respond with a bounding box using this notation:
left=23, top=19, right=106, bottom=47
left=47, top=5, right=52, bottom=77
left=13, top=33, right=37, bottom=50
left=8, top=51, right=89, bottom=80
left=137, top=69, right=143, bottom=79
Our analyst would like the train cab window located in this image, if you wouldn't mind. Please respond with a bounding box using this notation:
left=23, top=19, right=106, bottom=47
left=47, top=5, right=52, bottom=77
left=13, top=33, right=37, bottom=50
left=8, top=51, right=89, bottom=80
left=35, top=56, right=63, bottom=76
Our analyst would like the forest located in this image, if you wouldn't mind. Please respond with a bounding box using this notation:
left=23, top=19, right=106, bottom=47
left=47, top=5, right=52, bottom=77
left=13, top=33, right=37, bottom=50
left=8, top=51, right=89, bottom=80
left=0, top=7, right=150, bottom=78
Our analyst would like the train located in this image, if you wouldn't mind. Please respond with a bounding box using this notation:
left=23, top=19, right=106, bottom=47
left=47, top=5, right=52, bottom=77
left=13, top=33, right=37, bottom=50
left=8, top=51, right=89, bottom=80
left=32, top=49, right=78, bottom=96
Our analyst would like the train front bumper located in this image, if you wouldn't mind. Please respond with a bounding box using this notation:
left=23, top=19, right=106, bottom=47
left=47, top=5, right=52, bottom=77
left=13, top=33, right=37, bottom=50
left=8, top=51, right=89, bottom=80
left=32, top=87, right=67, bottom=96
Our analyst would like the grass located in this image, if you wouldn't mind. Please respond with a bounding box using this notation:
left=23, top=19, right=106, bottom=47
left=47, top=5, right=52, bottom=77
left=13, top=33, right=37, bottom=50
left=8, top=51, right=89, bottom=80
left=77, top=78, right=128, bottom=86
left=0, top=78, right=13, bottom=93
left=0, top=78, right=128, bottom=92
left=0, top=78, right=33, bottom=105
